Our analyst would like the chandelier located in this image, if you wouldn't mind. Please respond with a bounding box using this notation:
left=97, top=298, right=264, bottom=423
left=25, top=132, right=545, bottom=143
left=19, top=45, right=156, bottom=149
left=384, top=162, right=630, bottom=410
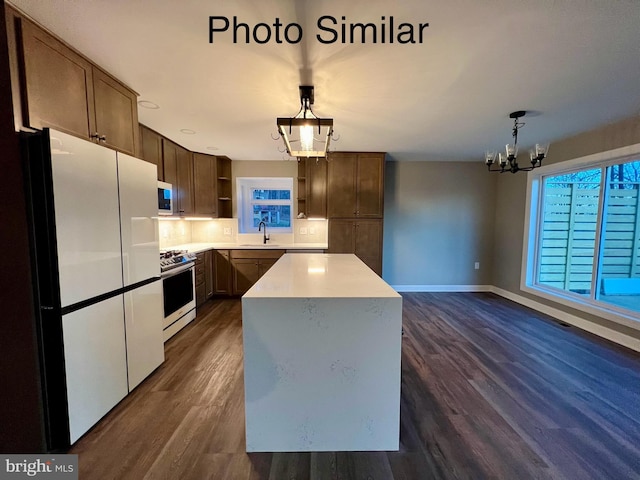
left=485, top=111, right=549, bottom=173
left=276, top=86, right=334, bottom=158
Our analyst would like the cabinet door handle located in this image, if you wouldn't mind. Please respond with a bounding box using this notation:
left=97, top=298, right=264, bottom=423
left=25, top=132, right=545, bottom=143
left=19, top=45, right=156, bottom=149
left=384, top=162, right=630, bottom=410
left=90, top=133, right=107, bottom=143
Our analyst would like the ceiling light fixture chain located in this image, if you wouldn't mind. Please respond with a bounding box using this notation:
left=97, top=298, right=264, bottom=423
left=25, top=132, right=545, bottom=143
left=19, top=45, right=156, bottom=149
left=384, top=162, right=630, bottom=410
left=485, top=110, right=549, bottom=174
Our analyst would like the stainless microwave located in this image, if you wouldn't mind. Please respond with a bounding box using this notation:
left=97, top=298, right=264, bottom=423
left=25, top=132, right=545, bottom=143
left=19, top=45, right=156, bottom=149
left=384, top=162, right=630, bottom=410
left=158, top=181, right=173, bottom=215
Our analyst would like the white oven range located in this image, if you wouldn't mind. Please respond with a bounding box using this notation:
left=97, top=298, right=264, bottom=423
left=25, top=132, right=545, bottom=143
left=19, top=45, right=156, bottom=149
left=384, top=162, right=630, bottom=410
left=160, top=250, right=197, bottom=341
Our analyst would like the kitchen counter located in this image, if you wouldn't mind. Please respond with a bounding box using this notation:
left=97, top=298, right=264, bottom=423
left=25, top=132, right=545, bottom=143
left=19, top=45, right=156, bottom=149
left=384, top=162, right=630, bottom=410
left=242, top=253, right=402, bottom=452
left=163, top=242, right=327, bottom=254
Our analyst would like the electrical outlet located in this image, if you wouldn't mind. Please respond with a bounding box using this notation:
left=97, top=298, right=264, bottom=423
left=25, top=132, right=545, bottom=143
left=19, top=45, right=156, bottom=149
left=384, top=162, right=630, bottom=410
left=309, top=227, right=316, bottom=235
left=162, top=227, right=168, bottom=239
left=474, top=262, right=480, bottom=270
left=224, top=227, right=232, bottom=236
left=300, top=227, right=308, bottom=235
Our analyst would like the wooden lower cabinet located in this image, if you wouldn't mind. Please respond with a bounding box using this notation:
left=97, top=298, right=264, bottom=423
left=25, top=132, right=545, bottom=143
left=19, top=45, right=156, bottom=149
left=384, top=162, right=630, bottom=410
left=195, top=250, right=214, bottom=307
left=213, top=250, right=232, bottom=295
left=231, top=250, right=285, bottom=296
left=328, top=219, right=383, bottom=276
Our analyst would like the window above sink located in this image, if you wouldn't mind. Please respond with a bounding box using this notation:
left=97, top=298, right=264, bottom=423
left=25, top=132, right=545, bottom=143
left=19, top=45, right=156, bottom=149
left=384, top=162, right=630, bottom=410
left=237, top=177, right=293, bottom=234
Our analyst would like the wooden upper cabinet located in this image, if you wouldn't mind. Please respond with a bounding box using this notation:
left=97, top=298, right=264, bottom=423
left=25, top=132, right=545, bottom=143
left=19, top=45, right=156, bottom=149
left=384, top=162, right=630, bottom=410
left=92, top=67, right=139, bottom=156
left=356, top=154, right=385, bottom=217
left=18, top=17, right=95, bottom=139
left=193, top=153, right=217, bottom=216
left=307, top=159, right=327, bottom=218
left=14, top=13, right=139, bottom=155
left=176, top=146, right=194, bottom=215
left=327, top=153, right=357, bottom=217
left=327, top=153, right=384, bottom=218
left=162, top=138, right=178, bottom=214
left=139, top=124, right=163, bottom=180
left=163, top=139, right=193, bottom=215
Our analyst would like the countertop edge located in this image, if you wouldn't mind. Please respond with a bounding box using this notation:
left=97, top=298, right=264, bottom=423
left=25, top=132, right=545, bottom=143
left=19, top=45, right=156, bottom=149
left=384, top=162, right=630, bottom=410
left=163, top=242, right=328, bottom=254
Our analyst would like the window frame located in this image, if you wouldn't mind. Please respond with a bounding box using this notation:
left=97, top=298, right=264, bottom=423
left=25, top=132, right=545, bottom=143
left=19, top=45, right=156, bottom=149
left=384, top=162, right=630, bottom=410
left=521, top=142, right=640, bottom=330
left=236, top=177, right=294, bottom=234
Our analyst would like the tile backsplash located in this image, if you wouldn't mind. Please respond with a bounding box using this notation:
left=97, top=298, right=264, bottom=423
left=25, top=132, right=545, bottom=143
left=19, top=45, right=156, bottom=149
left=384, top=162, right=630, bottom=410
left=159, top=218, right=328, bottom=249
left=158, top=219, right=192, bottom=250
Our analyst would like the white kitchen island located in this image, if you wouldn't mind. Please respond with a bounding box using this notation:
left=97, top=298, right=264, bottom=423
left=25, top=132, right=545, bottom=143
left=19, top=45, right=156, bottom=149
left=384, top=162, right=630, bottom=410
left=242, top=253, right=402, bottom=452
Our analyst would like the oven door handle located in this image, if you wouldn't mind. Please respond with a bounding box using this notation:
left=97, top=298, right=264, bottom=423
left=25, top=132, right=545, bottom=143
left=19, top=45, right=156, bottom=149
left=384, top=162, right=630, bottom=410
left=161, top=262, right=195, bottom=278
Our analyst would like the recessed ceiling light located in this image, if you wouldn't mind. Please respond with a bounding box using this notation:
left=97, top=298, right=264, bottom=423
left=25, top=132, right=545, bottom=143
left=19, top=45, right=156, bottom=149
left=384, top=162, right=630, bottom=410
left=206, top=146, right=219, bottom=151
left=180, top=129, right=196, bottom=135
left=138, top=100, right=159, bottom=109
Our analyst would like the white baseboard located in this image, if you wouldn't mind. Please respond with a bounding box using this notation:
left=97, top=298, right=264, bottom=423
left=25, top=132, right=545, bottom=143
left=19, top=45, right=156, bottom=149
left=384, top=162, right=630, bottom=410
left=389, top=283, right=640, bottom=352
left=391, top=284, right=493, bottom=292
left=491, top=286, right=640, bottom=353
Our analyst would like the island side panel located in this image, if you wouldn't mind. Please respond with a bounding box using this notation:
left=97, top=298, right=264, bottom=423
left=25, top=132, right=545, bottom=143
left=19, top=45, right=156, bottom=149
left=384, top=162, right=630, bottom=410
left=242, top=296, right=402, bottom=452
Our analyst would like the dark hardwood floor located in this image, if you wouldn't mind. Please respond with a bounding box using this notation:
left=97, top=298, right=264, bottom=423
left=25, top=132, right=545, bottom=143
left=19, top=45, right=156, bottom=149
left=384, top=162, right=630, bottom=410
left=70, top=292, right=640, bottom=479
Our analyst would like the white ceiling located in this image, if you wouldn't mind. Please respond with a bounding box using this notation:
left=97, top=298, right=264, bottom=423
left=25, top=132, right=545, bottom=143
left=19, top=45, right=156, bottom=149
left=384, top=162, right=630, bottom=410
left=8, top=0, right=640, bottom=161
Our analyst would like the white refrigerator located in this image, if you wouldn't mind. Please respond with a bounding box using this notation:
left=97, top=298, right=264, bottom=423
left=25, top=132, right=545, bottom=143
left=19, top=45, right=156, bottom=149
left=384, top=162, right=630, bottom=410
left=23, top=128, right=164, bottom=449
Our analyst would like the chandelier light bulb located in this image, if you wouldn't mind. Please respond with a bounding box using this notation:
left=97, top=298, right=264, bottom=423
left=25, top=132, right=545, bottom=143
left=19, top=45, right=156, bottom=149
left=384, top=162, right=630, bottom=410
left=300, top=124, right=314, bottom=151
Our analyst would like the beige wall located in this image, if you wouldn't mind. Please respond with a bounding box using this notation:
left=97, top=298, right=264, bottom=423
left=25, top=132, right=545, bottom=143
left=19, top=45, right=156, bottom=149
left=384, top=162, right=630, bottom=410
left=231, top=160, right=298, bottom=217
left=383, top=161, right=496, bottom=287
left=493, top=115, right=640, bottom=339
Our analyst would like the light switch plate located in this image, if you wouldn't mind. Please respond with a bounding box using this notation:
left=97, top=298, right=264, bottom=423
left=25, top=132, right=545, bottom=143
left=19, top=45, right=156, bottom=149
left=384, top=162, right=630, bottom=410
left=224, top=227, right=232, bottom=236
left=309, top=227, right=316, bottom=235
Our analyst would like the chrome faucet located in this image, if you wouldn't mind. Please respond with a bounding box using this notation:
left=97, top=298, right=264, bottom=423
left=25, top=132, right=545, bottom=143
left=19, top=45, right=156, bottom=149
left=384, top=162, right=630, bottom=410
left=258, top=221, right=269, bottom=244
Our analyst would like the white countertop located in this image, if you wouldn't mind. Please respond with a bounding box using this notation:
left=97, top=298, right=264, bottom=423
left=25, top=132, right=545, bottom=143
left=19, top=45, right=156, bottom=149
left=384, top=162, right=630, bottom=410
left=162, top=242, right=328, bottom=254
left=244, top=253, right=400, bottom=298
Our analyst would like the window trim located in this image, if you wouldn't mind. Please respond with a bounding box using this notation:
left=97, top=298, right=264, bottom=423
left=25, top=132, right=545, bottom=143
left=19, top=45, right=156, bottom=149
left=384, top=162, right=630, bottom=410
left=236, top=177, right=294, bottom=233
left=521, top=142, right=640, bottom=331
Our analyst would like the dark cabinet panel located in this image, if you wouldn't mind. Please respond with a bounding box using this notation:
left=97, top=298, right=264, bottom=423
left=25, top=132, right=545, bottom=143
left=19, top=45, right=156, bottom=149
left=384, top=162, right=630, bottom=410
left=162, top=139, right=178, bottom=213
left=162, top=139, right=193, bottom=215
left=327, top=152, right=384, bottom=219
left=18, top=17, right=95, bottom=139
left=92, top=67, right=139, bottom=157
left=139, top=124, right=163, bottom=180
left=16, top=14, right=139, bottom=155
left=193, top=153, right=217, bottom=216
left=176, top=147, right=193, bottom=215
left=213, top=250, right=231, bottom=295
left=354, top=219, right=383, bottom=275
left=195, top=251, right=214, bottom=307
left=356, top=154, right=384, bottom=217
left=230, top=250, right=285, bottom=296
left=329, top=219, right=383, bottom=276
left=204, top=250, right=214, bottom=299
left=232, top=259, right=260, bottom=296
left=328, top=219, right=355, bottom=254
left=307, top=158, right=327, bottom=218
left=327, top=153, right=357, bottom=218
